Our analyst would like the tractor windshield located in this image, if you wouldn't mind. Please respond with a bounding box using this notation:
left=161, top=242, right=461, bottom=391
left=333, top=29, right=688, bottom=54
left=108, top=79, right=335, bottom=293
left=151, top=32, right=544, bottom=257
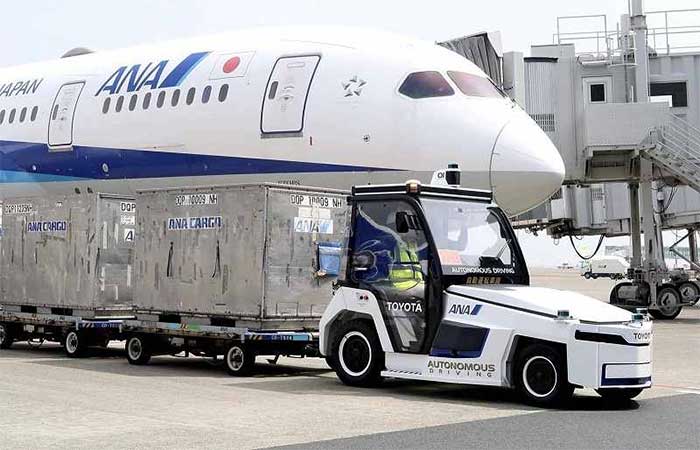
left=421, top=198, right=526, bottom=284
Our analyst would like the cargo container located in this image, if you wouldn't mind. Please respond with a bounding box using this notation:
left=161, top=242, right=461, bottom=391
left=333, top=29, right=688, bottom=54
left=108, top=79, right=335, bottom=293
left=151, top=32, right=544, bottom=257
left=0, top=193, right=136, bottom=313
left=133, top=183, right=348, bottom=328
left=0, top=193, right=136, bottom=355
left=119, top=184, right=348, bottom=372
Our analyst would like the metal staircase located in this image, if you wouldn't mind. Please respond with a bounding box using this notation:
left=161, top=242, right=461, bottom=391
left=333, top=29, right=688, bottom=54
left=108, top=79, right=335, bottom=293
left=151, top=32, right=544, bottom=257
left=646, top=114, right=700, bottom=192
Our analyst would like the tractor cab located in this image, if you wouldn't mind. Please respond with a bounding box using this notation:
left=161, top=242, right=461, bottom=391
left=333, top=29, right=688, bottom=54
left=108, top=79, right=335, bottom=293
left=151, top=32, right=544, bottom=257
left=341, top=180, right=528, bottom=354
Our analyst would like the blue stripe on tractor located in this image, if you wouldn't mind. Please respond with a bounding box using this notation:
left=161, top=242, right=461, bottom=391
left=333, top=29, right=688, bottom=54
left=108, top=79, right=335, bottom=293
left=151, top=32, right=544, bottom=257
left=159, top=52, right=210, bottom=88
left=0, top=139, right=391, bottom=183
left=429, top=324, right=490, bottom=359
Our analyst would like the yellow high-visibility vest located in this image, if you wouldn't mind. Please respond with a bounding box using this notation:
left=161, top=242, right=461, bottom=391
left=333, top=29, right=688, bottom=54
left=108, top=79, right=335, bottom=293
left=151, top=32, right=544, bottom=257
left=389, top=247, right=423, bottom=290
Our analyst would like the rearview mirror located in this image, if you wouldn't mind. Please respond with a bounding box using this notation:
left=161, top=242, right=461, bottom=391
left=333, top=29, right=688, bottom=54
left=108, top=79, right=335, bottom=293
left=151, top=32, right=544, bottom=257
left=396, top=211, right=420, bottom=234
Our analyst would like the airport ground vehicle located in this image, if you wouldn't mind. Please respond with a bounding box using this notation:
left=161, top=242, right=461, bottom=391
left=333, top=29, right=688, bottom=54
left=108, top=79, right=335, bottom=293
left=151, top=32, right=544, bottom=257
left=0, top=181, right=653, bottom=406
left=581, top=257, right=629, bottom=280
left=319, top=181, right=653, bottom=406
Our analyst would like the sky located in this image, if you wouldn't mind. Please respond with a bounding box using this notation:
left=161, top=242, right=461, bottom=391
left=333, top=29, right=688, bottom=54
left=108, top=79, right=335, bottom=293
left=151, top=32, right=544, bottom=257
left=2, top=0, right=696, bottom=67
left=2, top=0, right=698, bottom=267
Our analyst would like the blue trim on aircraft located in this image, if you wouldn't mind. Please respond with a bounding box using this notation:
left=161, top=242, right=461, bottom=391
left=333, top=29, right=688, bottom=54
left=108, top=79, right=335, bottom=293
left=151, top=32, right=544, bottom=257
left=0, top=139, right=392, bottom=183
left=0, top=170, right=86, bottom=183
left=159, top=52, right=210, bottom=88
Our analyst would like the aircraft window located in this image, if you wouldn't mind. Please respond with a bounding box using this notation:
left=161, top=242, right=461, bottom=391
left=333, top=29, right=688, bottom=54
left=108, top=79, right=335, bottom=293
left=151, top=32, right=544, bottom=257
left=52, top=104, right=59, bottom=120
left=171, top=89, right=181, bottom=107
left=129, top=94, right=138, bottom=111
left=9, top=109, right=16, bottom=124
left=447, top=71, right=506, bottom=99
left=268, top=81, right=278, bottom=100
left=116, top=96, right=124, bottom=113
left=399, top=71, right=454, bottom=99
left=31, top=106, right=38, bottom=121
left=143, top=92, right=152, bottom=110
left=102, top=98, right=111, bottom=114
left=186, top=87, right=196, bottom=105
left=218, top=84, right=229, bottom=102
left=202, top=86, right=212, bottom=104
left=19, top=107, right=27, bottom=123
left=157, top=91, right=166, bottom=108
left=0, top=110, right=4, bottom=124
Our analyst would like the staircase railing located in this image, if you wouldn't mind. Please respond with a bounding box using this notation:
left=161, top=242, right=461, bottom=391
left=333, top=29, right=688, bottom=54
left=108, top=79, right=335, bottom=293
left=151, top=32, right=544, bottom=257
left=650, top=114, right=700, bottom=191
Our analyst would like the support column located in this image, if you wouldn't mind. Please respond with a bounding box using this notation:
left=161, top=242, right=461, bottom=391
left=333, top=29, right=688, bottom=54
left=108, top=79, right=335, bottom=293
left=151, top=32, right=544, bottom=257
left=631, top=0, right=649, bottom=103
left=639, top=159, right=659, bottom=305
left=628, top=182, right=642, bottom=268
left=689, top=229, right=698, bottom=265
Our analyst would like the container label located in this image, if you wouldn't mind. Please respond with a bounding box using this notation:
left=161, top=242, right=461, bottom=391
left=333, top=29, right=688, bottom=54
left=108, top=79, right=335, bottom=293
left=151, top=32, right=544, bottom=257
left=168, top=216, right=222, bottom=231
left=289, top=194, right=343, bottom=208
left=298, top=207, right=331, bottom=219
left=294, top=217, right=333, bottom=234
left=120, top=202, right=136, bottom=213
left=4, top=203, right=33, bottom=215
left=174, top=193, right=218, bottom=206
left=26, top=220, right=67, bottom=233
left=120, top=215, right=135, bottom=225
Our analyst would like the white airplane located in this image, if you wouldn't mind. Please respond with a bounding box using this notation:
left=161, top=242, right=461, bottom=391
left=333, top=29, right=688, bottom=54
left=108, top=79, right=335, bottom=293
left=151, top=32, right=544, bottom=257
left=0, top=26, right=564, bottom=215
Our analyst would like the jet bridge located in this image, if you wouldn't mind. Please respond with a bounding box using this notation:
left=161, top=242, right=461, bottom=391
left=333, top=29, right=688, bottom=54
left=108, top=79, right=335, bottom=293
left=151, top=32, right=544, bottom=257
left=507, top=1, right=700, bottom=319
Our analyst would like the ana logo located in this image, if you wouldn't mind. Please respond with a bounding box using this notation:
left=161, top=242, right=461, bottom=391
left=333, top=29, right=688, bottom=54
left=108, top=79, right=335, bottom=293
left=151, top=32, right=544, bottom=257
left=448, top=303, right=482, bottom=316
left=96, top=52, right=210, bottom=96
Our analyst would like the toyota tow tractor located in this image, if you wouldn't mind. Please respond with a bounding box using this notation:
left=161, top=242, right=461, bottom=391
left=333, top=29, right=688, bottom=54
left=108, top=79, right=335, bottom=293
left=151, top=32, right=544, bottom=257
left=319, top=179, right=653, bottom=406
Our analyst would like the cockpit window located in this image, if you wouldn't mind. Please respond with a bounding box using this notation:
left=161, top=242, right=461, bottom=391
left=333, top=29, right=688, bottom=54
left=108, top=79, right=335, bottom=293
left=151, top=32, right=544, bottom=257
left=399, top=71, right=454, bottom=99
left=447, top=71, right=506, bottom=99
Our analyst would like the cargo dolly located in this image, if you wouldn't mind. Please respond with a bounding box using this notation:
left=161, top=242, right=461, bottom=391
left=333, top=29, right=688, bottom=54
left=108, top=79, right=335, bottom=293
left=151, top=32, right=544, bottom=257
left=0, top=309, right=127, bottom=357
left=120, top=315, right=320, bottom=375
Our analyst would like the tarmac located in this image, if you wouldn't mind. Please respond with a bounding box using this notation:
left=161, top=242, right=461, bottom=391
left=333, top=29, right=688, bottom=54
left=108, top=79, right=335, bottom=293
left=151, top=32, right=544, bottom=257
left=0, top=269, right=698, bottom=449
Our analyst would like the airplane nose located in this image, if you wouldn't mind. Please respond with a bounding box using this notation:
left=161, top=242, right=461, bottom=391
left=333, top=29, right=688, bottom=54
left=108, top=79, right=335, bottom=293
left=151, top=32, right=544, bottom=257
left=489, top=113, right=565, bottom=215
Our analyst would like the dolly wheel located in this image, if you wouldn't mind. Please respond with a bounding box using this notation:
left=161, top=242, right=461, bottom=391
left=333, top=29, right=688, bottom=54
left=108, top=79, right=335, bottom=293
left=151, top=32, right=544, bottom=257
left=64, top=331, right=87, bottom=358
left=0, top=324, right=14, bottom=350
left=225, top=343, right=256, bottom=376
left=515, top=343, right=573, bottom=407
left=126, top=336, right=152, bottom=365
left=596, top=388, right=643, bottom=403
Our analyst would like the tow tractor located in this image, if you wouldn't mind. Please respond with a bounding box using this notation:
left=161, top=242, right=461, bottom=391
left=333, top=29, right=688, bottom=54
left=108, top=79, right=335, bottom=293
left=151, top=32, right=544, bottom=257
left=320, top=179, right=653, bottom=406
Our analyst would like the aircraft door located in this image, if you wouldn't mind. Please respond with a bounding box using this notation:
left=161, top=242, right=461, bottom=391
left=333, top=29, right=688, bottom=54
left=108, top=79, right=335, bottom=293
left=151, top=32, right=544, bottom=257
left=48, top=82, right=85, bottom=149
left=261, top=55, right=320, bottom=134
